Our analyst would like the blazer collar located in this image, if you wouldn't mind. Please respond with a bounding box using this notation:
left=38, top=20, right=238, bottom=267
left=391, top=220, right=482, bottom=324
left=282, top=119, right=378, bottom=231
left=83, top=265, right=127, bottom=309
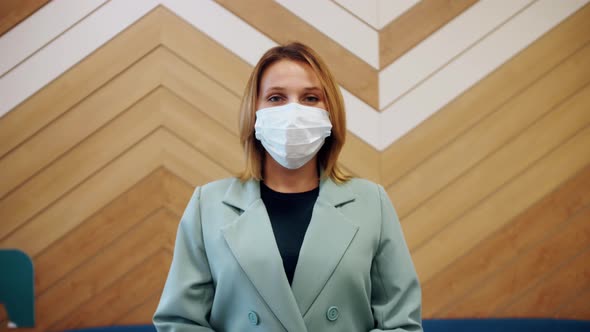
left=222, top=175, right=356, bottom=212
left=221, top=176, right=358, bottom=329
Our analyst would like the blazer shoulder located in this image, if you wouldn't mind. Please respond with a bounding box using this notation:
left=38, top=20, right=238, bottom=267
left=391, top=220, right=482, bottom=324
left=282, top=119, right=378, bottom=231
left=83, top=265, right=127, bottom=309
left=345, top=177, right=383, bottom=199
left=199, top=177, right=237, bottom=196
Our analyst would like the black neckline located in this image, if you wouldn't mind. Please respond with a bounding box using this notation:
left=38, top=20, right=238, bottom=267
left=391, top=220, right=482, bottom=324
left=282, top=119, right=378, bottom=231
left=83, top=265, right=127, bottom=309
left=261, top=181, right=319, bottom=200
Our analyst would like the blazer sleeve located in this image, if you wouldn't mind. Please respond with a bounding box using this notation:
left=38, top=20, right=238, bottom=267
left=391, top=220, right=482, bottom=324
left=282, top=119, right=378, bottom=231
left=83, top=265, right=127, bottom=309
left=369, top=185, right=423, bottom=332
left=153, top=187, right=216, bottom=332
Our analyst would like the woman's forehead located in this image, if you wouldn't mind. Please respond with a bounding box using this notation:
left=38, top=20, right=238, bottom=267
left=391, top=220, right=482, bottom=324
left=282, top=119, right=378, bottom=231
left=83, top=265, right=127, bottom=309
left=259, top=60, right=322, bottom=90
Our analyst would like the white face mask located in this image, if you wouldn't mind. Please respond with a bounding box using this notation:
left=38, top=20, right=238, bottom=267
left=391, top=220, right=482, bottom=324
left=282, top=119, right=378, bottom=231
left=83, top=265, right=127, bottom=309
left=254, top=103, right=332, bottom=170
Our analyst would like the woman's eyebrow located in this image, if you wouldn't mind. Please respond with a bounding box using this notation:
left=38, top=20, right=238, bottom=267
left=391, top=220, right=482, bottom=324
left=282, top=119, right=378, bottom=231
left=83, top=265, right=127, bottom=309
left=262, top=86, right=322, bottom=94
left=265, top=86, right=286, bottom=92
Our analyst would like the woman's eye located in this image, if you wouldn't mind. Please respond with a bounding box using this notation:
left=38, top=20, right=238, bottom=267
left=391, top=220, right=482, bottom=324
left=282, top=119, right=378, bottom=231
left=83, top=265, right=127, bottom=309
left=268, top=95, right=282, bottom=102
left=304, top=95, right=319, bottom=103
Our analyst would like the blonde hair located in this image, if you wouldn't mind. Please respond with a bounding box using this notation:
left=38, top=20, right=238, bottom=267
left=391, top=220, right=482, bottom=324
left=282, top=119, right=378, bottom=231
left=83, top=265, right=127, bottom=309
left=238, top=42, right=350, bottom=183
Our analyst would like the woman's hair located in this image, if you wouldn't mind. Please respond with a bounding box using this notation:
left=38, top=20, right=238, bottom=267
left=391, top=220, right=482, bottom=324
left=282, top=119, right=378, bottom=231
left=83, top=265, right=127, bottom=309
left=238, top=42, right=350, bottom=183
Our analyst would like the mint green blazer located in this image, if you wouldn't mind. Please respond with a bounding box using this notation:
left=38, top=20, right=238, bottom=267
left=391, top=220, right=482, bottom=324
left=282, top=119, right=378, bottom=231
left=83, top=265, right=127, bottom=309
left=153, top=177, right=422, bottom=332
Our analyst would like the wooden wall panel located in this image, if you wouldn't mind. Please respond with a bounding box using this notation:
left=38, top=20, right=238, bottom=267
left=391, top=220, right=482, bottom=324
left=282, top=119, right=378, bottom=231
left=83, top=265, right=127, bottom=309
left=0, top=8, right=163, bottom=159
left=502, top=248, right=590, bottom=317
left=380, top=4, right=590, bottom=187
left=34, top=169, right=169, bottom=294
left=555, top=287, right=590, bottom=319
left=1, top=4, right=589, bottom=329
left=442, top=206, right=590, bottom=317
left=114, top=294, right=162, bottom=325
left=404, top=80, right=590, bottom=250
left=390, top=43, right=590, bottom=220
left=422, top=165, right=590, bottom=316
left=414, top=125, right=590, bottom=283
left=35, top=210, right=174, bottom=330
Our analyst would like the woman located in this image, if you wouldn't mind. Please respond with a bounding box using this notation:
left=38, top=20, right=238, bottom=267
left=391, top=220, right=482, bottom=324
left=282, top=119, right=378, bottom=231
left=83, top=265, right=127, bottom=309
left=153, top=42, right=422, bottom=332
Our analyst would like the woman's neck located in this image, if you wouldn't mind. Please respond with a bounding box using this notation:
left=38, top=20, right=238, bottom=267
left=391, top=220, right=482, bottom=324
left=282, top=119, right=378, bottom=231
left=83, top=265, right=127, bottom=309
left=263, top=153, right=319, bottom=193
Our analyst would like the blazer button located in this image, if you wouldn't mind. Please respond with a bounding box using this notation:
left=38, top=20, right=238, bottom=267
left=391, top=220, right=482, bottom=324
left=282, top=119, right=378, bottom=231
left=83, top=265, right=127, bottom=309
left=248, top=310, right=260, bottom=326
left=326, top=306, right=339, bottom=321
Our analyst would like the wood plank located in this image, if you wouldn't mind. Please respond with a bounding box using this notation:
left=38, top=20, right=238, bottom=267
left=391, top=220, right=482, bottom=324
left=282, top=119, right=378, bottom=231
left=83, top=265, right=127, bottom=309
left=161, top=168, right=197, bottom=220
left=389, top=42, right=590, bottom=220
left=440, top=206, right=590, bottom=317
left=0, top=46, right=164, bottom=200
left=0, top=88, right=161, bottom=242
left=379, top=0, right=477, bottom=69
left=413, top=124, right=590, bottom=284
left=0, top=0, right=50, bottom=36
left=33, top=169, right=167, bottom=294
left=34, top=208, right=176, bottom=330
left=159, top=6, right=251, bottom=97
left=114, top=292, right=162, bottom=325
left=0, top=7, right=164, bottom=158
left=0, top=50, right=245, bottom=241
left=554, top=286, right=590, bottom=319
left=380, top=5, right=590, bottom=187
left=339, top=132, right=380, bottom=183
left=500, top=247, right=590, bottom=317
left=422, top=164, right=590, bottom=316
left=160, top=88, right=244, bottom=174
left=1, top=129, right=168, bottom=255
left=214, top=0, right=379, bottom=109
left=402, top=77, right=590, bottom=251
left=50, top=248, right=171, bottom=330
left=161, top=127, right=232, bottom=186
left=161, top=47, right=241, bottom=135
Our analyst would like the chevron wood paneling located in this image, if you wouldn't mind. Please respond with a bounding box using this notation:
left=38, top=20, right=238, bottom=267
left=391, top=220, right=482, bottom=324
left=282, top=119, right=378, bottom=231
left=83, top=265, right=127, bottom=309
left=422, top=164, right=590, bottom=317
left=215, top=0, right=379, bottom=109
left=378, top=0, right=477, bottom=69
left=380, top=4, right=590, bottom=187
left=401, top=63, right=590, bottom=249
left=1, top=2, right=589, bottom=329
left=391, top=43, right=590, bottom=221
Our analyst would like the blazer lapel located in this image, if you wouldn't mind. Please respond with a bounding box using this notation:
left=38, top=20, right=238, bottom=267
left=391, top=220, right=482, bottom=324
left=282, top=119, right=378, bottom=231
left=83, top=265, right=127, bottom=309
left=221, top=179, right=307, bottom=332
left=291, top=177, right=359, bottom=317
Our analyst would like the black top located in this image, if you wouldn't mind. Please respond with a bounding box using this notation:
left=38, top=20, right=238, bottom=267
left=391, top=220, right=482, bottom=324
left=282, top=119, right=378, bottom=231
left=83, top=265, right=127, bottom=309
left=260, top=182, right=319, bottom=285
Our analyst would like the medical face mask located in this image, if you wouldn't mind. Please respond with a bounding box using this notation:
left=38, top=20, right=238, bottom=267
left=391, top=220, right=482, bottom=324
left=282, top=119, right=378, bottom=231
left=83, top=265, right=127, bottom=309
left=254, top=103, right=332, bottom=170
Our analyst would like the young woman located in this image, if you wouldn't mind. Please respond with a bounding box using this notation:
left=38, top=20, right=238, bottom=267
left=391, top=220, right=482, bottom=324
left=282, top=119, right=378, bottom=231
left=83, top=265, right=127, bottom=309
left=153, top=42, right=422, bottom=332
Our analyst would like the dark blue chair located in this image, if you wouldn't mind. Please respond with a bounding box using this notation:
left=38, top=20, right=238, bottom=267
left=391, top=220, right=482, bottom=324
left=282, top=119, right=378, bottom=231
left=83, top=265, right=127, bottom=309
left=0, top=249, right=35, bottom=327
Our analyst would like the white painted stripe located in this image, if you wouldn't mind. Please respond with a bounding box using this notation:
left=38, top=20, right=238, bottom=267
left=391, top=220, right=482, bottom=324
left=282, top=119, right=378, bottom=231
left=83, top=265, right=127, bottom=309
left=379, top=0, right=533, bottom=109
left=0, top=0, right=159, bottom=115
left=0, top=0, right=107, bottom=76
left=275, top=0, right=379, bottom=68
left=334, top=0, right=379, bottom=29
left=341, top=88, right=381, bottom=148
left=379, top=0, right=589, bottom=149
left=377, top=0, right=420, bottom=29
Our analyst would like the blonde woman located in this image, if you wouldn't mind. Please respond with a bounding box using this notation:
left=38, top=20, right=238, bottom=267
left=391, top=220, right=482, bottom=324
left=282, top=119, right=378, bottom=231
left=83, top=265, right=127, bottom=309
left=153, top=42, right=422, bottom=332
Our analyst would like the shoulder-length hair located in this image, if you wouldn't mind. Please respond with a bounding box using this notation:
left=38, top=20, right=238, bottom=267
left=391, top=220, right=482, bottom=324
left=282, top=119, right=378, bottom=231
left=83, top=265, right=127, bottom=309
left=238, top=42, right=350, bottom=184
